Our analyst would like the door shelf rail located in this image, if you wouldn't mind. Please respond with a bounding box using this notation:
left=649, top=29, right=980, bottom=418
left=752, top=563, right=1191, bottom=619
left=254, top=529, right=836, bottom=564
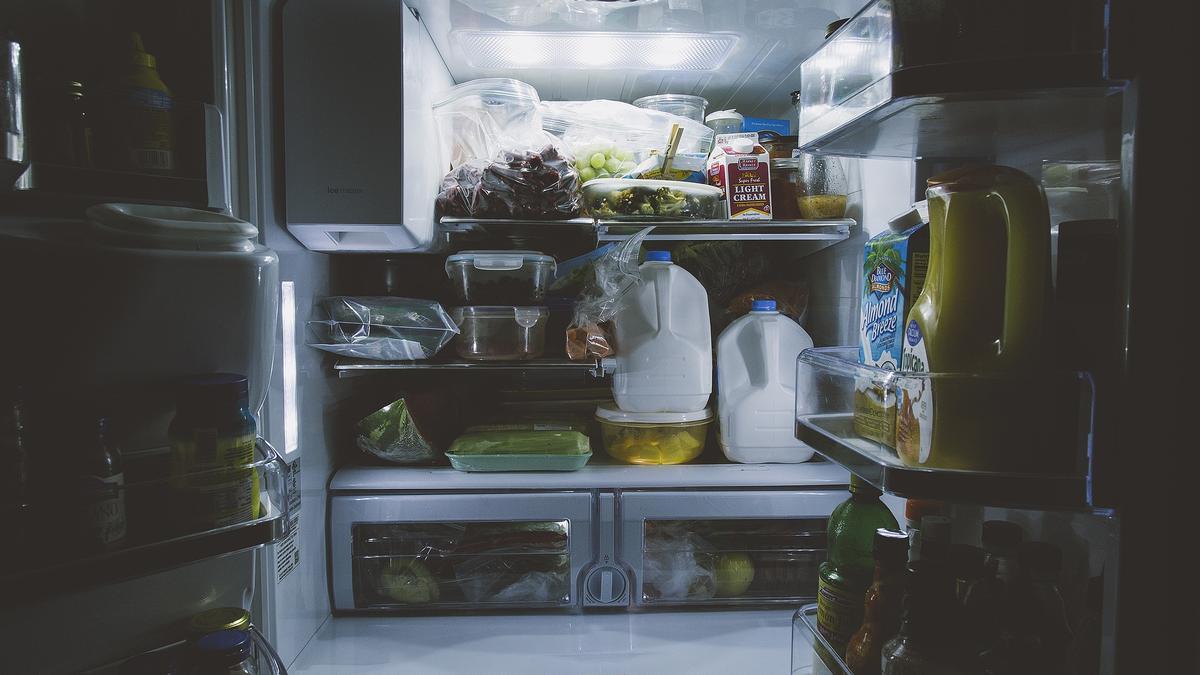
left=84, top=625, right=286, bottom=674
left=335, top=357, right=605, bottom=377
left=794, top=347, right=1099, bottom=511
left=1, top=439, right=290, bottom=601
left=792, top=603, right=852, bottom=674
left=439, top=216, right=854, bottom=243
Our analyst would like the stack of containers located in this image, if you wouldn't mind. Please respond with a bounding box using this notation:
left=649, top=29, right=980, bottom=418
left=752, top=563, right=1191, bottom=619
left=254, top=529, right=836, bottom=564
left=595, top=250, right=715, bottom=465
left=444, top=250, right=555, bottom=361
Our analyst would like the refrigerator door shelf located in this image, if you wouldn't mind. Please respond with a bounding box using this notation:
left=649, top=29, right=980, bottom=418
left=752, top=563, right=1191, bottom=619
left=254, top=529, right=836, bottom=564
left=1, top=439, right=289, bottom=602
left=82, top=625, right=287, bottom=675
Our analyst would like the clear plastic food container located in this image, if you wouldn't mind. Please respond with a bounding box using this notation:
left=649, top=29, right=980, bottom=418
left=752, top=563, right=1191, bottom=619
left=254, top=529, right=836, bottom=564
left=582, top=178, right=722, bottom=220
left=705, top=109, right=744, bottom=137
left=594, top=403, right=712, bottom=465
left=445, top=427, right=592, bottom=472
left=632, top=94, right=709, bottom=123
left=450, top=306, right=548, bottom=361
left=445, top=250, right=556, bottom=305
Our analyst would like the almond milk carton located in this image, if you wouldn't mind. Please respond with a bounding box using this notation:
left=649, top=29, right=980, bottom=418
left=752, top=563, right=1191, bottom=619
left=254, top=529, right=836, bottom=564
left=708, top=132, right=772, bottom=220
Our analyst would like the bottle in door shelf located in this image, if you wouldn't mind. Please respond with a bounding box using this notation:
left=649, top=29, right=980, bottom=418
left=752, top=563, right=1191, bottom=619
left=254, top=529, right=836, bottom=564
left=845, top=528, right=909, bottom=675
left=817, top=475, right=900, bottom=655
left=897, top=166, right=1054, bottom=472
left=99, top=32, right=175, bottom=173
left=881, top=560, right=966, bottom=675
left=71, top=414, right=128, bottom=550
left=169, top=374, right=260, bottom=533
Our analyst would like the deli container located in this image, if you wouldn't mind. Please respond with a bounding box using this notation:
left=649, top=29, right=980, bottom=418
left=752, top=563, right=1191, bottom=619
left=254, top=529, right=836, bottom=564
left=445, top=250, right=556, bottom=305
left=632, top=94, right=708, bottom=123
left=581, top=178, right=722, bottom=220
left=450, top=306, right=548, bottom=361
left=594, top=403, right=712, bottom=465
left=445, top=426, right=592, bottom=472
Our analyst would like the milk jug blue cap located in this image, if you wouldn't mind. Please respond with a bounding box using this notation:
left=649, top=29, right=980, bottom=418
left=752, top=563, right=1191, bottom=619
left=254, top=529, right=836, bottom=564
left=645, top=250, right=671, bottom=262
left=751, top=299, right=777, bottom=312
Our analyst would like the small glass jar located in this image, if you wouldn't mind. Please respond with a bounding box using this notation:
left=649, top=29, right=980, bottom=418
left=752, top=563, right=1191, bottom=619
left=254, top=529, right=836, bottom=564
left=169, top=374, right=260, bottom=532
left=796, top=153, right=849, bottom=219
left=193, top=629, right=258, bottom=675
left=770, top=158, right=803, bottom=220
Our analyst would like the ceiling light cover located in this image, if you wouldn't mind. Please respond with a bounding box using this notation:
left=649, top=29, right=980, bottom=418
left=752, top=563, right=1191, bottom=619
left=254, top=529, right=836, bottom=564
left=451, top=30, right=739, bottom=71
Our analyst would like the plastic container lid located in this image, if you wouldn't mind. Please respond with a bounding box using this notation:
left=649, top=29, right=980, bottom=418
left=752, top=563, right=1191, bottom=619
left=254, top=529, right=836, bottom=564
left=452, top=306, right=548, bottom=327
left=581, top=177, right=723, bottom=199
left=633, top=94, right=709, bottom=110
left=195, top=630, right=252, bottom=666
left=86, top=203, right=259, bottom=253
left=771, top=158, right=801, bottom=170
left=705, top=109, right=744, bottom=124
left=445, top=250, right=555, bottom=272
left=645, top=250, right=671, bottom=263
left=751, top=299, right=777, bottom=312
left=432, top=78, right=539, bottom=109
left=594, top=402, right=712, bottom=425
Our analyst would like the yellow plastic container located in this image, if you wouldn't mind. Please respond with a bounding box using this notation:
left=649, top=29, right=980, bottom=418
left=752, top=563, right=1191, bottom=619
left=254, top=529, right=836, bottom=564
left=594, top=403, right=711, bottom=465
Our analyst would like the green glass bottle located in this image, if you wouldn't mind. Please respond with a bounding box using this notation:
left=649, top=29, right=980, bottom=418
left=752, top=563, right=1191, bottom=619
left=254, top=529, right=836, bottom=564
left=818, top=475, right=900, bottom=655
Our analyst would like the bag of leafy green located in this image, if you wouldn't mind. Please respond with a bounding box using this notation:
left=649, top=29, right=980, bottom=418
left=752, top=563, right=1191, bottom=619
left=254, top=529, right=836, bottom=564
left=356, top=392, right=455, bottom=465
left=672, top=242, right=771, bottom=308
left=375, top=558, right=441, bottom=604
left=447, top=429, right=591, bottom=456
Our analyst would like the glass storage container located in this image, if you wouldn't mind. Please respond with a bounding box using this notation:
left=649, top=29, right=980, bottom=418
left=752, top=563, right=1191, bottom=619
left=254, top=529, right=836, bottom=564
left=770, top=158, right=804, bottom=220
left=632, top=94, right=708, bottom=123
left=450, top=306, right=548, bottom=361
left=582, top=178, right=722, bottom=220
left=795, top=154, right=849, bottom=219
left=445, top=250, right=556, bottom=305
left=594, top=403, right=712, bottom=465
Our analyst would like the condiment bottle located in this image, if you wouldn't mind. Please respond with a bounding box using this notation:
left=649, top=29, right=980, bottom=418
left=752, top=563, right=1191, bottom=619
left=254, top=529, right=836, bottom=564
left=101, top=32, right=175, bottom=173
left=845, top=528, right=909, bottom=675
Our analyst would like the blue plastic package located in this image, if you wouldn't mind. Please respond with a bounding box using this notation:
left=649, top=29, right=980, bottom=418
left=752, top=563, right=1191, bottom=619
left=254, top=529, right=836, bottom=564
left=741, top=117, right=791, bottom=135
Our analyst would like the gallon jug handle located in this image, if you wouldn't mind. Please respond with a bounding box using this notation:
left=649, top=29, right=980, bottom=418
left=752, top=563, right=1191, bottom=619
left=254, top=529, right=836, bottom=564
left=989, top=172, right=1051, bottom=364
left=763, top=316, right=780, bottom=389
left=653, top=268, right=672, bottom=338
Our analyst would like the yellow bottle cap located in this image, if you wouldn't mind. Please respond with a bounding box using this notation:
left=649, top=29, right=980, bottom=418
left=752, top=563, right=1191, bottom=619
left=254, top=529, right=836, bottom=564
left=188, top=607, right=251, bottom=635
left=129, top=32, right=156, bottom=69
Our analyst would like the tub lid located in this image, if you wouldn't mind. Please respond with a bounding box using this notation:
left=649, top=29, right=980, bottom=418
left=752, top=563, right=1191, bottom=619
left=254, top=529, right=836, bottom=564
left=446, top=250, right=555, bottom=272
left=594, top=402, right=713, bottom=424
left=86, top=203, right=258, bottom=252
left=451, top=306, right=548, bottom=327
left=705, top=109, right=744, bottom=123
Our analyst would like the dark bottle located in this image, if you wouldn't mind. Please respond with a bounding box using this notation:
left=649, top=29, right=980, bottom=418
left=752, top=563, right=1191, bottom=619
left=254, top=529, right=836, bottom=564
left=1, top=388, right=34, bottom=562
left=818, top=475, right=901, bottom=654
left=193, top=629, right=258, bottom=675
left=1012, top=542, right=1073, bottom=675
left=949, top=543, right=986, bottom=605
left=881, top=560, right=966, bottom=675
left=63, top=80, right=93, bottom=167
left=845, top=528, right=909, bottom=675
left=964, top=520, right=1024, bottom=674
left=72, top=414, right=128, bottom=550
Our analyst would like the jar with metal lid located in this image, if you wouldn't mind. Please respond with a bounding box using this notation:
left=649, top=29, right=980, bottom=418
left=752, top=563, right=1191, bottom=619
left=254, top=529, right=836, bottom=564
left=769, top=158, right=803, bottom=220
left=193, top=629, right=257, bottom=675
left=189, top=607, right=252, bottom=636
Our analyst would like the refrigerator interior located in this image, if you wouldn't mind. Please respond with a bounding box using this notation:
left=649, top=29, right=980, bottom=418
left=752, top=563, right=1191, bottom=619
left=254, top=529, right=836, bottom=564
left=2, top=0, right=1137, bottom=672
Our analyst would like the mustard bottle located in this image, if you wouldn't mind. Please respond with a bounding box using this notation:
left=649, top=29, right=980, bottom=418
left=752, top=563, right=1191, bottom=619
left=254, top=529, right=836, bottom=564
left=105, top=32, right=175, bottom=173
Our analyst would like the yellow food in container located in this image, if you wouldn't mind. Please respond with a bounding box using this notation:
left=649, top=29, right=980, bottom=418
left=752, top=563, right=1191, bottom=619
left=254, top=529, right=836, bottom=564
left=594, top=403, right=712, bottom=465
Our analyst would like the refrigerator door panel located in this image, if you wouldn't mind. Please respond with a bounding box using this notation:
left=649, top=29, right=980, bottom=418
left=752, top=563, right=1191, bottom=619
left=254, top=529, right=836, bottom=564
left=618, top=490, right=846, bottom=608
left=330, top=492, right=593, bottom=612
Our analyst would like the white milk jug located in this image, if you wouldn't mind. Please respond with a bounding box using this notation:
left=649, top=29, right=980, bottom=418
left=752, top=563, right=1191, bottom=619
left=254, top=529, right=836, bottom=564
left=717, top=299, right=816, bottom=463
left=612, top=250, right=712, bottom=413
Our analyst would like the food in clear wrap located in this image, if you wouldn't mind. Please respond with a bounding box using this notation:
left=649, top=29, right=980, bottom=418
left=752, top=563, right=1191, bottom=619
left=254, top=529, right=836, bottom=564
left=436, top=142, right=582, bottom=220
left=673, top=241, right=771, bottom=308
left=582, top=178, right=721, bottom=219
left=541, top=99, right=714, bottom=172
left=307, top=297, right=459, bottom=361
left=566, top=227, right=654, bottom=360
left=355, top=391, right=456, bottom=465
left=377, top=558, right=441, bottom=604
left=452, top=521, right=571, bottom=604
left=642, top=522, right=717, bottom=601
left=447, top=428, right=591, bottom=456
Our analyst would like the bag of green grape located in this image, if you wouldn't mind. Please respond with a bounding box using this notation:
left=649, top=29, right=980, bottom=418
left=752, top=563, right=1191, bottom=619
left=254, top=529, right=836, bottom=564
left=542, top=100, right=714, bottom=183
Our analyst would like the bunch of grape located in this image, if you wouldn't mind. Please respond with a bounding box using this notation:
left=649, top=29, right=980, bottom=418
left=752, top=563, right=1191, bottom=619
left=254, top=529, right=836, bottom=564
left=574, top=144, right=638, bottom=183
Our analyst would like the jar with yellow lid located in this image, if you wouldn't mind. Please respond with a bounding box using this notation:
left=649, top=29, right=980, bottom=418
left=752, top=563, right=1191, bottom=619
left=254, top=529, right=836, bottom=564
left=189, top=607, right=252, bottom=636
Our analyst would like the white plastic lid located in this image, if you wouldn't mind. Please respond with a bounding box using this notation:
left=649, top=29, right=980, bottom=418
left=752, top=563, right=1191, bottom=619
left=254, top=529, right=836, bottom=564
left=85, top=203, right=259, bottom=252
left=706, top=109, right=744, bottom=123
left=445, top=250, right=555, bottom=272
left=594, top=402, right=713, bottom=424
left=731, top=138, right=757, bottom=154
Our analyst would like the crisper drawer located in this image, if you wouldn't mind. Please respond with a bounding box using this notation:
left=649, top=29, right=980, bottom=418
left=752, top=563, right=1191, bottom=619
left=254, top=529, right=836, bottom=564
left=330, top=492, right=593, bottom=612
left=618, top=490, right=845, bottom=608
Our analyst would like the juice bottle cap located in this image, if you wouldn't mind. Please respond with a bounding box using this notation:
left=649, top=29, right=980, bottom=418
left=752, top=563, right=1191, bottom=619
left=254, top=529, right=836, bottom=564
left=129, top=32, right=156, bottom=69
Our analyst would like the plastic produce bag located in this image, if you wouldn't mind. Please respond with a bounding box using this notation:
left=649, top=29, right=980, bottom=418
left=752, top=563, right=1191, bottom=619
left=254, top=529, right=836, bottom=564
left=642, top=522, right=717, bottom=601
left=307, top=297, right=458, bottom=360
left=451, top=522, right=571, bottom=604
left=435, top=140, right=582, bottom=219
left=566, top=227, right=655, bottom=360
left=433, top=78, right=543, bottom=170
left=355, top=392, right=456, bottom=465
